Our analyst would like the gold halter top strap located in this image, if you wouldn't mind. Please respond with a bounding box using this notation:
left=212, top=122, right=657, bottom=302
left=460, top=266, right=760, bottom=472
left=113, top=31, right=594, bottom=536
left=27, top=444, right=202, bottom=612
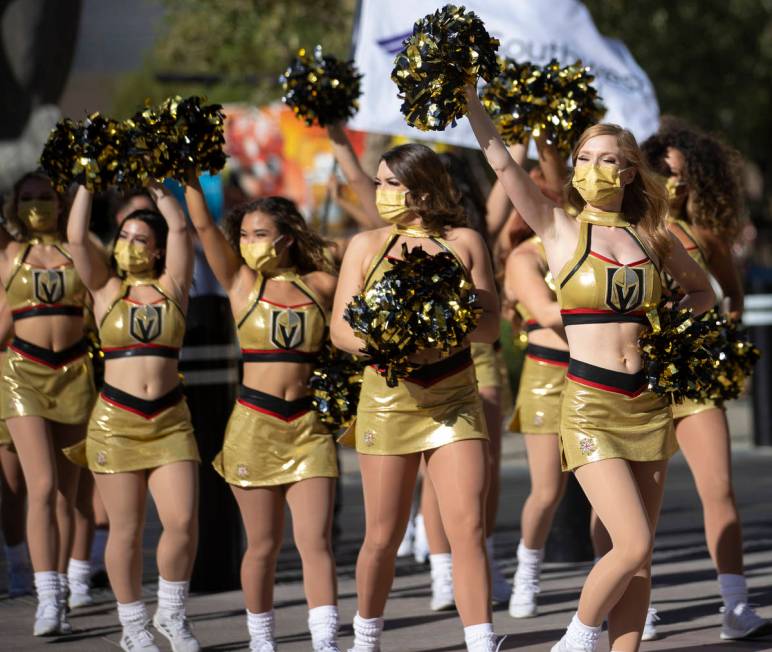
left=99, top=277, right=184, bottom=329
left=576, top=209, right=630, bottom=228
left=4, top=240, right=71, bottom=291
left=667, top=217, right=706, bottom=258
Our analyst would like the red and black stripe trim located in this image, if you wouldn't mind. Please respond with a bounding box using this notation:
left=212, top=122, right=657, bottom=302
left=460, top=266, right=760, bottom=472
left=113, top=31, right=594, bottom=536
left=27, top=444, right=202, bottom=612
left=566, top=358, right=646, bottom=397
left=103, top=344, right=180, bottom=360
left=237, top=385, right=313, bottom=422
left=241, top=348, right=319, bottom=363
left=561, top=309, right=648, bottom=327
left=9, top=336, right=89, bottom=368
left=101, top=383, right=184, bottom=419
left=12, top=304, right=82, bottom=321
left=524, top=320, right=543, bottom=333
left=401, top=348, right=473, bottom=388
left=525, top=343, right=569, bottom=366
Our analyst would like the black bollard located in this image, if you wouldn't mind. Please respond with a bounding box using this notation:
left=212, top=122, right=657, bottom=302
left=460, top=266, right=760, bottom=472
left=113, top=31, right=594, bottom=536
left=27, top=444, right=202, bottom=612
left=181, top=293, right=242, bottom=591
left=545, top=473, right=594, bottom=563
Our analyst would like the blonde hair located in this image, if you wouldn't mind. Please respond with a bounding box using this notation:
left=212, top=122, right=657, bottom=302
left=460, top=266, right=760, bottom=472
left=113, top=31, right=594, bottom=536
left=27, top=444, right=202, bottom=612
left=567, top=124, right=671, bottom=261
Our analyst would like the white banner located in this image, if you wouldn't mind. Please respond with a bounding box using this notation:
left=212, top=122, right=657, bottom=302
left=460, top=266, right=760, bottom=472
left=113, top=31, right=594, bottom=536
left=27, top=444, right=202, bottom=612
left=350, top=0, right=659, bottom=148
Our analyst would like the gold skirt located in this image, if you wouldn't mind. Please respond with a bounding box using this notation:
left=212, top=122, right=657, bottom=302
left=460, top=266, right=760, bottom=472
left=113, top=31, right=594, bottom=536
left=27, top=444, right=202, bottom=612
left=0, top=338, right=95, bottom=424
left=351, top=348, right=488, bottom=455
left=510, top=344, right=568, bottom=435
left=471, top=341, right=504, bottom=389
left=64, top=384, right=200, bottom=473
left=671, top=397, right=720, bottom=421
left=0, top=418, right=11, bottom=448
left=213, top=386, right=338, bottom=488
left=559, top=359, right=676, bottom=472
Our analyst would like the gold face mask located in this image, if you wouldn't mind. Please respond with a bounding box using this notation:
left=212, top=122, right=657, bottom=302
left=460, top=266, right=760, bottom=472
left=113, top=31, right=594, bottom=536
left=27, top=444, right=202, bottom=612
left=17, top=199, right=58, bottom=233
left=114, top=240, right=155, bottom=276
left=375, top=188, right=411, bottom=224
left=665, top=176, right=687, bottom=202
left=572, top=164, right=629, bottom=205
left=240, top=237, right=284, bottom=273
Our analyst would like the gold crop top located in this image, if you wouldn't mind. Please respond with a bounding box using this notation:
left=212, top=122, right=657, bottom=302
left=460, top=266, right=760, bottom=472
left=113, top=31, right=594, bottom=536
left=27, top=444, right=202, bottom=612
left=4, top=242, right=86, bottom=321
left=237, top=269, right=327, bottom=363
left=663, top=217, right=707, bottom=295
left=514, top=236, right=556, bottom=333
left=556, top=216, right=661, bottom=326
left=99, top=281, right=186, bottom=359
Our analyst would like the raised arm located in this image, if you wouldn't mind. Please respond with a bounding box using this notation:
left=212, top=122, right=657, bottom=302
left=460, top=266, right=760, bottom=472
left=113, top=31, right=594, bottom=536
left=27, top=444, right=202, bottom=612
left=535, top=137, right=569, bottom=200
left=328, top=174, right=380, bottom=230
left=183, top=176, right=242, bottom=291
left=505, top=246, right=563, bottom=331
left=464, top=86, right=557, bottom=236
left=662, top=234, right=716, bottom=316
left=66, top=186, right=112, bottom=292
left=330, top=231, right=373, bottom=355
left=697, top=227, right=744, bottom=319
left=326, top=123, right=382, bottom=227
left=486, top=141, right=526, bottom=242
left=147, top=182, right=193, bottom=295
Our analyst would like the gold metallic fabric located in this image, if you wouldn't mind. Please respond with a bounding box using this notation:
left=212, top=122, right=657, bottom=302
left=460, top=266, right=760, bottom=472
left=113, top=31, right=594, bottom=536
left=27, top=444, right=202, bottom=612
left=471, top=342, right=503, bottom=389
left=510, top=356, right=566, bottom=435
left=213, top=401, right=337, bottom=487
left=671, top=397, right=719, bottom=421
left=559, top=378, right=676, bottom=471
left=0, top=348, right=95, bottom=424
left=0, top=418, right=11, bottom=447
left=65, top=394, right=199, bottom=473
left=352, top=360, right=488, bottom=455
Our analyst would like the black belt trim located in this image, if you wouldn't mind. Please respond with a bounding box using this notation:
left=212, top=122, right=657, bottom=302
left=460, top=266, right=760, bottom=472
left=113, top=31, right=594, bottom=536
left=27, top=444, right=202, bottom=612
left=237, top=385, right=313, bottom=421
left=561, top=311, right=648, bottom=327
left=103, top=345, right=179, bottom=360
left=10, top=336, right=89, bottom=368
left=101, top=383, right=184, bottom=418
left=12, top=305, right=82, bottom=321
left=403, top=348, right=473, bottom=387
left=241, top=349, right=319, bottom=363
left=526, top=343, right=570, bottom=365
left=567, top=358, right=646, bottom=395
left=524, top=321, right=543, bottom=333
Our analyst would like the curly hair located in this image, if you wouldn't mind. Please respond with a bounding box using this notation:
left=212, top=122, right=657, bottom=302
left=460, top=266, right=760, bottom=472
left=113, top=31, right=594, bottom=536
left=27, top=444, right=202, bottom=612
left=380, top=144, right=467, bottom=233
left=567, top=123, right=671, bottom=261
left=641, top=116, right=744, bottom=241
left=7, top=171, right=67, bottom=240
left=222, top=196, right=334, bottom=274
left=111, top=209, right=169, bottom=278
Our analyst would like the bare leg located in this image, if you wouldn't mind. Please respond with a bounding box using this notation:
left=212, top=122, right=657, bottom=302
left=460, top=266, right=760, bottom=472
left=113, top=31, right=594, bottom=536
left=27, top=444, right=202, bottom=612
left=71, top=466, right=95, bottom=562
left=676, top=409, right=743, bottom=574
left=520, top=434, right=568, bottom=549
left=148, top=461, right=199, bottom=581
left=50, top=423, right=83, bottom=573
left=286, top=477, right=337, bottom=607
left=0, top=445, right=27, bottom=546
left=421, top=472, right=450, bottom=553
left=93, top=471, right=147, bottom=603
left=480, top=386, right=502, bottom=536
left=232, top=485, right=284, bottom=613
left=590, top=510, right=612, bottom=559
left=426, top=439, right=491, bottom=625
left=356, top=452, right=421, bottom=618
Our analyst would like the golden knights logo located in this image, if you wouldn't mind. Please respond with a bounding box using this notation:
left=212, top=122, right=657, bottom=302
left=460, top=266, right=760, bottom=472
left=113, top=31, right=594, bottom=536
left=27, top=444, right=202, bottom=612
left=606, top=266, right=645, bottom=313
left=271, top=309, right=305, bottom=349
left=33, top=269, right=65, bottom=304
left=129, top=304, right=163, bottom=343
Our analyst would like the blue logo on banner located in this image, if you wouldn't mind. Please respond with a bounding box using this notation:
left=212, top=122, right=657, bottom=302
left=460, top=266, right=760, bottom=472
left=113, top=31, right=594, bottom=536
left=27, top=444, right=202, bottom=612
left=377, top=32, right=412, bottom=55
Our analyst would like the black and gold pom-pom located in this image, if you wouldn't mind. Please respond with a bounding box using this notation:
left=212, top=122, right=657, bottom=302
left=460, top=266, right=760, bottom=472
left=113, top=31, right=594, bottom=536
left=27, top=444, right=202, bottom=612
left=392, top=4, right=499, bottom=131
left=480, top=57, right=605, bottom=151
left=640, top=304, right=760, bottom=404
left=344, top=243, right=481, bottom=387
left=280, top=45, right=362, bottom=127
left=309, top=345, right=364, bottom=430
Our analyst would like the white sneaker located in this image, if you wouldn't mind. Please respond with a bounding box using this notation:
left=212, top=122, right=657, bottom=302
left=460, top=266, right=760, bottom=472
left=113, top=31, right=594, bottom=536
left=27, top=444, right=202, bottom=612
left=121, top=622, right=161, bottom=651
left=413, top=514, right=429, bottom=564
left=69, top=590, right=95, bottom=609
left=314, top=643, right=341, bottom=652
left=397, top=516, right=415, bottom=557
left=720, top=603, right=772, bottom=640
left=550, top=634, right=597, bottom=652
left=467, top=633, right=507, bottom=651
left=153, top=609, right=201, bottom=652
left=509, top=580, right=539, bottom=618
left=430, top=562, right=455, bottom=611
left=641, top=606, right=660, bottom=641
left=33, top=599, right=61, bottom=636
left=251, top=641, right=277, bottom=652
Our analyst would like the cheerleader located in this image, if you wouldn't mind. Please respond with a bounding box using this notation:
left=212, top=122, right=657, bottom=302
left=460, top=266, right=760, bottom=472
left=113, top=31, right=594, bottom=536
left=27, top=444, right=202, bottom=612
left=185, top=180, right=341, bottom=652
left=504, top=233, right=569, bottom=618
left=0, top=171, right=94, bottom=636
left=465, top=86, right=715, bottom=652
left=66, top=183, right=201, bottom=652
left=640, top=119, right=771, bottom=640
left=330, top=141, right=503, bottom=652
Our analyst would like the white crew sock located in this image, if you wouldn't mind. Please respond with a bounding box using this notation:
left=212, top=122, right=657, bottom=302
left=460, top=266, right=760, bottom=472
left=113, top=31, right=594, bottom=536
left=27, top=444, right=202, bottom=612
left=68, top=558, right=91, bottom=594
left=352, top=612, right=383, bottom=651
left=117, top=600, right=149, bottom=629
left=464, top=622, right=494, bottom=651
left=514, top=540, right=543, bottom=585
left=718, top=573, right=748, bottom=610
left=157, top=576, right=188, bottom=613
left=308, top=604, right=339, bottom=647
left=429, top=553, right=452, bottom=575
left=34, top=570, right=59, bottom=602
left=91, top=527, right=108, bottom=569
left=566, top=612, right=601, bottom=648
left=247, top=609, right=275, bottom=644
